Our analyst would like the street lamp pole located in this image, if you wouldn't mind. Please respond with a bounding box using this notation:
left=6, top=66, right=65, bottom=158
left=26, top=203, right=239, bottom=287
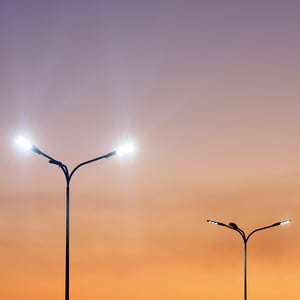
left=16, top=137, right=134, bottom=300
left=207, top=219, right=291, bottom=300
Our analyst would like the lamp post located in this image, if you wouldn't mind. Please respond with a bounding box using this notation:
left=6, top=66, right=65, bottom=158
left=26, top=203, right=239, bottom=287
left=16, top=137, right=135, bottom=300
left=207, top=219, right=291, bottom=300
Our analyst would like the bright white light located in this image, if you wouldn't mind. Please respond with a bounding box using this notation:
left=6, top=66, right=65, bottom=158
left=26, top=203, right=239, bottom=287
left=207, top=220, right=219, bottom=225
left=280, top=220, right=291, bottom=225
left=116, top=144, right=135, bottom=156
left=16, top=137, right=33, bottom=150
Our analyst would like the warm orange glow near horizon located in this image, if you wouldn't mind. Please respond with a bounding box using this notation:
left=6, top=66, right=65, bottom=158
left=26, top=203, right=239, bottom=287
left=0, top=1, right=300, bottom=299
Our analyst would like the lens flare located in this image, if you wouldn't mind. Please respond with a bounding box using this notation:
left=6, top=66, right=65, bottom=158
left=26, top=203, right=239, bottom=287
left=116, top=144, right=135, bottom=156
left=16, top=137, right=33, bottom=150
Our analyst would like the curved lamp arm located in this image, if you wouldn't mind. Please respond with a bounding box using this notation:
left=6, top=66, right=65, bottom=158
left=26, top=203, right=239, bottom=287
left=16, top=137, right=135, bottom=182
left=207, top=219, right=246, bottom=241
left=246, top=220, right=291, bottom=243
left=207, top=219, right=291, bottom=243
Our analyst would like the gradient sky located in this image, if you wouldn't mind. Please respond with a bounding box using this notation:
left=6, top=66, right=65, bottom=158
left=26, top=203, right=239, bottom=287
left=1, top=1, right=300, bottom=299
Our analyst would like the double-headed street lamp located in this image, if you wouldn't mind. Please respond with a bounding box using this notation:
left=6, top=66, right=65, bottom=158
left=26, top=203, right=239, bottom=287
left=16, top=136, right=135, bottom=300
left=207, top=219, right=291, bottom=300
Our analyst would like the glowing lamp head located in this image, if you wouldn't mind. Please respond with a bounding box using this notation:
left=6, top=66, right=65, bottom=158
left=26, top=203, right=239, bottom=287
left=16, top=136, right=41, bottom=154
left=272, top=219, right=292, bottom=227
left=16, top=137, right=33, bottom=150
left=116, top=144, right=135, bottom=156
left=207, top=220, right=219, bottom=225
left=280, top=219, right=291, bottom=225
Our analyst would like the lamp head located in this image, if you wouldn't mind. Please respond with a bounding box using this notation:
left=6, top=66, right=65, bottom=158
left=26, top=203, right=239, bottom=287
left=207, top=220, right=228, bottom=227
left=280, top=219, right=291, bottom=225
left=272, top=219, right=291, bottom=227
left=207, top=220, right=219, bottom=225
left=116, top=143, right=135, bottom=156
left=16, top=137, right=33, bottom=150
left=16, top=137, right=41, bottom=154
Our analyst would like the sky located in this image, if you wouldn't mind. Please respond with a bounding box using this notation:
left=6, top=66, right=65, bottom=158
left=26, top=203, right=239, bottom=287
left=0, top=1, right=300, bottom=299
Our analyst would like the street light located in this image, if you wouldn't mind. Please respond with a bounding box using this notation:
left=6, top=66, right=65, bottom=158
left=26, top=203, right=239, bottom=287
left=16, top=136, right=135, bottom=300
left=207, top=219, right=291, bottom=300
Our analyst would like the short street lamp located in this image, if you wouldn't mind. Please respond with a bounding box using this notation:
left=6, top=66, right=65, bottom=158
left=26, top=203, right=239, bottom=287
left=207, top=219, right=291, bottom=300
left=16, top=136, right=135, bottom=300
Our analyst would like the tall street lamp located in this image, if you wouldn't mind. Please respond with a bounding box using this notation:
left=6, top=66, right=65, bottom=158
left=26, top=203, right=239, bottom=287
left=207, top=219, right=291, bottom=300
left=16, top=136, right=135, bottom=300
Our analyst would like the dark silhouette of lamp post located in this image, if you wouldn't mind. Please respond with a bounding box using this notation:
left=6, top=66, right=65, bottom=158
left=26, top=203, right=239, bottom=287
left=16, top=137, right=135, bottom=300
left=207, top=219, right=291, bottom=300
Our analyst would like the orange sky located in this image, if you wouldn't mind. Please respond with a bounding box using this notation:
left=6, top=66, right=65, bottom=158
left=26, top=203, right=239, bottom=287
left=0, top=1, right=300, bottom=299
